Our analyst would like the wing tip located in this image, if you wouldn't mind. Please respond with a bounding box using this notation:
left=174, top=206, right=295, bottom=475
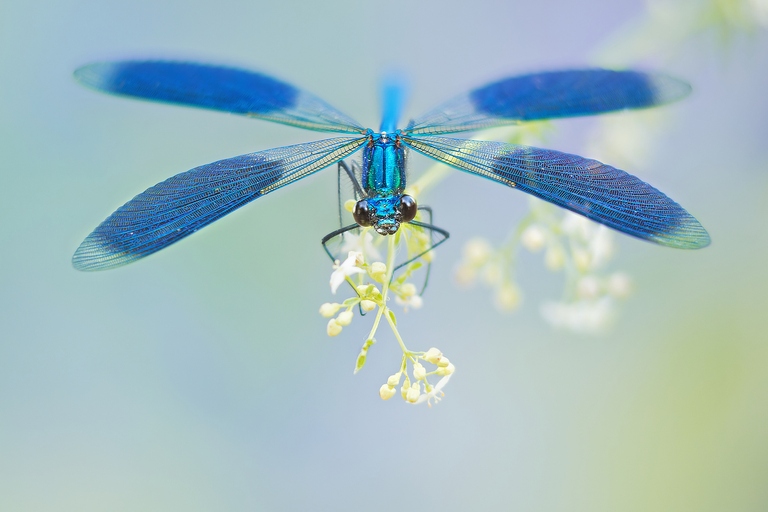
left=653, top=218, right=711, bottom=250
left=647, top=73, right=692, bottom=105
left=74, top=61, right=120, bottom=92
left=72, top=235, right=133, bottom=271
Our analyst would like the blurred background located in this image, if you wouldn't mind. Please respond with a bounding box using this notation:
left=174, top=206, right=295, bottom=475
left=1, top=0, right=766, bottom=510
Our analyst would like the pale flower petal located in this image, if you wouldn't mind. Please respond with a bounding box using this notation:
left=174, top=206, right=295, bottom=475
left=330, top=251, right=366, bottom=293
left=412, top=373, right=453, bottom=406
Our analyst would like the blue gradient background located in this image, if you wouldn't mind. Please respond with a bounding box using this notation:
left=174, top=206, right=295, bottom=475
left=1, top=0, right=767, bottom=510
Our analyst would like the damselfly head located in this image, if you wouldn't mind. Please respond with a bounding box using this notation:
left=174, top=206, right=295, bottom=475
left=353, top=194, right=418, bottom=235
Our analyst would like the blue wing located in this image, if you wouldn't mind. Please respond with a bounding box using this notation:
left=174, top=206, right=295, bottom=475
left=75, top=61, right=366, bottom=134
left=402, top=136, right=709, bottom=249
left=405, top=69, right=691, bottom=135
left=73, top=136, right=367, bottom=270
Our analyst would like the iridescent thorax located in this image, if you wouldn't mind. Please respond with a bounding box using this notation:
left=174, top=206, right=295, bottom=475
left=354, top=130, right=416, bottom=235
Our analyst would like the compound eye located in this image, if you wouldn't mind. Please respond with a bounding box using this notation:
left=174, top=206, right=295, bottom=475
left=353, top=200, right=372, bottom=227
left=399, top=195, right=417, bottom=223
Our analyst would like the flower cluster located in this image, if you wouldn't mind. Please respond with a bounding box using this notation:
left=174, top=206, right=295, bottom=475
left=319, top=208, right=455, bottom=406
left=455, top=197, right=632, bottom=334
left=379, top=347, right=455, bottom=407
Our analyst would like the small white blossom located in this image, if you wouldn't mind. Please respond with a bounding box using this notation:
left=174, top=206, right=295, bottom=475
left=573, top=248, right=592, bottom=273
left=494, top=283, right=521, bottom=311
left=330, top=251, right=366, bottom=293
left=400, top=282, right=417, bottom=298
left=395, top=293, right=423, bottom=310
left=412, top=374, right=452, bottom=406
left=481, top=263, right=502, bottom=286
left=576, top=276, right=601, bottom=300
left=360, top=299, right=377, bottom=312
left=607, top=272, right=632, bottom=299
left=463, top=237, right=493, bottom=266
left=588, top=226, right=615, bottom=269
left=521, top=225, right=547, bottom=251
left=561, top=212, right=594, bottom=242
left=454, top=264, right=478, bottom=287
left=545, top=245, right=566, bottom=271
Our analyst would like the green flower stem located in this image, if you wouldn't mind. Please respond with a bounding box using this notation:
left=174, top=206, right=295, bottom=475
left=382, top=230, right=396, bottom=298
left=379, top=234, right=414, bottom=360
left=384, top=305, right=411, bottom=358
left=365, top=306, right=385, bottom=344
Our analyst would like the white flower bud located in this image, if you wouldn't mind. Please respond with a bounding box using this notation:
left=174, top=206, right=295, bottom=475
left=423, top=347, right=442, bottom=365
left=562, top=212, right=592, bottom=241
left=369, top=261, right=387, bottom=281
left=413, top=362, right=427, bottom=380
left=545, top=246, right=566, bottom=271
left=436, top=356, right=451, bottom=368
left=406, top=382, right=421, bottom=403
left=454, top=265, right=477, bottom=287
left=576, top=276, right=601, bottom=300
left=521, top=225, right=546, bottom=251
left=436, top=362, right=455, bottom=376
left=386, top=373, right=401, bottom=388
left=319, top=302, right=340, bottom=318
left=360, top=300, right=376, bottom=312
left=379, top=384, right=396, bottom=400
left=607, top=272, right=632, bottom=299
left=408, top=295, right=423, bottom=309
left=589, top=226, right=615, bottom=268
left=326, top=319, right=342, bottom=337
left=494, top=283, right=521, bottom=311
left=482, top=263, right=502, bottom=286
left=400, top=282, right=417, bottom=297
left=573, top=248, right=592, bottom=273
left=336, top=310, right=353, bottom=326
left=463, top=238, right=493, bottom=266
left=344, top=199, right=356, bottom=213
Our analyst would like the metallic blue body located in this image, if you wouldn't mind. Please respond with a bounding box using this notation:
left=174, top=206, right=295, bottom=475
left=360, top=132, right=408, bottom=234
left=362, top=133, right=406, bottom=196
left=72, top=61, right=709, bottom=271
